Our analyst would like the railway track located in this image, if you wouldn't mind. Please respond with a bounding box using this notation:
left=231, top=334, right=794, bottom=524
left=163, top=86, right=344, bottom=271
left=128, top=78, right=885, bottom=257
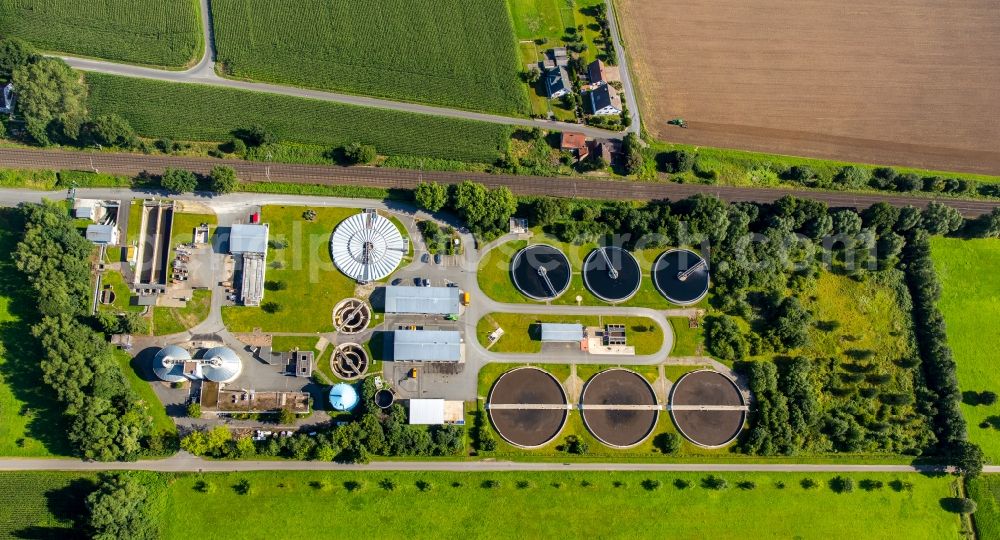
left=1, top=148, right=997, bottom=217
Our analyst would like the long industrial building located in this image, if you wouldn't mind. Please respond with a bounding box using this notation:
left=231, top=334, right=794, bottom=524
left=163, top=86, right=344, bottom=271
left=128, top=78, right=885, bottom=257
left=393, top=330, right=463, bottom=362
left=384, top=286, right=460, bottom=314
left=230, top=223, right=269, bottom=307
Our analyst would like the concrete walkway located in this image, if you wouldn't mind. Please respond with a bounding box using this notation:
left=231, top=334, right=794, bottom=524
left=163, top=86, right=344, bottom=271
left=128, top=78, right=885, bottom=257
left=0, top=454, right=967, bottom=474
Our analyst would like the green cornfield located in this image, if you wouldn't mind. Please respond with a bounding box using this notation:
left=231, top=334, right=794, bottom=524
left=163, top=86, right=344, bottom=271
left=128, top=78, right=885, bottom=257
left=0, top=472, right=94, bottom=538
left=211, top=0, right=529, bottom=115
left=0, top=0, right=202, bottom=68
left=86, top=73, right=513, bottom=163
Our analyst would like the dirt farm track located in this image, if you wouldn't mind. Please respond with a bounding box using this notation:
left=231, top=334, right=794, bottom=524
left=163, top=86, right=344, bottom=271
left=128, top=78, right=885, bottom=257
left=617, top=0, right=1000, bottom=174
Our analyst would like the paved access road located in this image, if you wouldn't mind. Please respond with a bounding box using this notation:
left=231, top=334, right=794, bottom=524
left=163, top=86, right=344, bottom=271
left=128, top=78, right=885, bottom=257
left=57, top=0, right=621, bottom=140
left=0, top=454, right=978, bottom=473
left=2, top=148, right=997, bottom=217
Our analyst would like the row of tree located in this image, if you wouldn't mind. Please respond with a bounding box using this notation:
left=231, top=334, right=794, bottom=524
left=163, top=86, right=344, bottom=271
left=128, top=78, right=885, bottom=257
left=14, top=202, right=154, bottom=460
left=902, top=229, right=982, bottom=474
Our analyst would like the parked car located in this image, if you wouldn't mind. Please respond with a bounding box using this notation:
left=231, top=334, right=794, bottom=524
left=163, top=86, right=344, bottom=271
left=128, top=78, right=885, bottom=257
left=421, top=278, right=430, bottom=287
left=434, top=254, right=442, bottom=264
left=421, top=253, right=430, bottom=263
left=392, top=278, right=402, bottom=286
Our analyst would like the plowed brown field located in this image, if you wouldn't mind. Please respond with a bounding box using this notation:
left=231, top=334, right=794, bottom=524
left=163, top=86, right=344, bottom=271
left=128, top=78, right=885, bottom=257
left=617, top=0, right=1000, bottom=174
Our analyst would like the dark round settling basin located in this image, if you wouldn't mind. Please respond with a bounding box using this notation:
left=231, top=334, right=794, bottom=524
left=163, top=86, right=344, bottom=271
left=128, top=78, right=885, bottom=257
left=669, top=370, right=745, bottom=448
left=581, top=369, right=659, bottom=448
left=511, top=244, right=572, bottom=301
left=652, top=249, right=709, bottom=305
left=582, top=247, right=642, bottom=302
left=374, top=389, right=395, bottom=409
left=488, top=367, right=568, bottom=448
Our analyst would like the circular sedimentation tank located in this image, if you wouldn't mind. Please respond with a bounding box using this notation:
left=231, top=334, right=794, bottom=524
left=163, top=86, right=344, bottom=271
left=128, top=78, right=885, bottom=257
left=511, top=244, right=572, bottom=301
left=582, top=246, right=641, bottom=303
left=488, top=367, right=569, bottom=448
left=669, top=370, right=746, bottom=448
left=580, top=369, right=659, bottom=448
left=652, top=249, right=710, bottom=305
left=333, top=298, right=371, bottom=334
left=332, top=343, right=369, bottom=380
left=374, top=389, right=395, bottom=409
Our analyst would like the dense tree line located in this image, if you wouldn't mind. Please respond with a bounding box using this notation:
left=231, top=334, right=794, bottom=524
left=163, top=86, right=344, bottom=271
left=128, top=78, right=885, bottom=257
left=414, top=180, right=517, bottom=240
left=14, top=202, right=153, bottom=460
left=901, top=228, right=981, bottom=472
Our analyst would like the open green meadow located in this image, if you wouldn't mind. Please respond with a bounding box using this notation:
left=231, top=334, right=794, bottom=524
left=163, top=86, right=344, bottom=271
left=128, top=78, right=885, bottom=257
left=669, top=316, right=704, bottom=357
left=210, top=0, right=528, bottom=115
left=152, top=289, right=211, bottom=336
left=930, top=237, right=1000, bottom=462
left=476, top=312, right=663, bottom=354
left=0, top=210, right=70, bottom=456
left=85, top=73, right=513, bottom=164
left=0, top=0, right=201, bottom=68
left=0, top=470, right=963, bottom=540
left=161, top=470, right=958, bottom=539
left=222, top=206, right=385, bottom=333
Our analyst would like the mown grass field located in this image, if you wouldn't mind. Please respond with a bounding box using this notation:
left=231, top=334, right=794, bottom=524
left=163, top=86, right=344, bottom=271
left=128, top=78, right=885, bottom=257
left=0, top=0, right=201, bottom=68
left=115, top=350, right=175, bottom=438
left=162, top=470, right=958, bottom=539
left=669, top=316, right=703, bottom=357
left=476, top=235, right=698, bottom=309
left=0, top=470, right=962, bottom=540
left=210, top=0, right=528, bottom=115
left=221, top=206, right=397, bottom=333
left=152, top=289, right=211, bottom=336
left=930, top=237, right=1000, bottom=462
left=476, top=312, right=663, bottom=354
left=0, top=210, right=70, bottom=457
left=85, top=73, right=513, bottom=164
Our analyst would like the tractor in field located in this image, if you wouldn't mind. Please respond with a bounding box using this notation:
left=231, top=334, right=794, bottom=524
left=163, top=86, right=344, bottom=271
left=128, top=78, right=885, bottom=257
left=667, top=118, right=688, bottom=128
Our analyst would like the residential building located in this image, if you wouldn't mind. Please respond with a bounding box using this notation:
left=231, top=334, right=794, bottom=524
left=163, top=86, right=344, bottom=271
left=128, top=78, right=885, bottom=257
left=560, top=132, right=590, bottom=160
left=545, top=67, right=572, bottom=99
left=588, top=60, right=608, bottom=87
left=588, top=85, right=623, bottom=116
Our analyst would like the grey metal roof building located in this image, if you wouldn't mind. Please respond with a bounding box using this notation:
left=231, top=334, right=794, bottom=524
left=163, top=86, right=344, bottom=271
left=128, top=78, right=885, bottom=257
left=230, top=224, right=269, bottom=254
left=393, top=330, right=462, bottom=362
left=540, top=323, right=584, bottom=342
left=86, top=224, right=119, bottom=245
left=384, top=286, right=460, bottom=314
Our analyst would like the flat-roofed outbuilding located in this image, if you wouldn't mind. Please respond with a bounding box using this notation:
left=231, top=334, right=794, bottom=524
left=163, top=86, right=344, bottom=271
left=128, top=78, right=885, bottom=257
left=540, top=323, right=584, bottom=342
left=393, top=330, right=462, bottom=362
left=384, top=286, right=460, bottom=314
left=230, top=224, right=269, bottom=254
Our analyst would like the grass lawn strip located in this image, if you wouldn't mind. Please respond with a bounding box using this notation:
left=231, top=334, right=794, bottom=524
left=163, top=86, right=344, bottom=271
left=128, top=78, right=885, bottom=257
left=477, top=312, right=662, bottom=355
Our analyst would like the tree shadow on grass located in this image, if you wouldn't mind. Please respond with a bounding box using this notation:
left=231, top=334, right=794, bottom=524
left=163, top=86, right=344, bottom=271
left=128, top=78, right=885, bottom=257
left=0, top=210, right=71, bottom=455
left=11, top=477, right=95, bottom=539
